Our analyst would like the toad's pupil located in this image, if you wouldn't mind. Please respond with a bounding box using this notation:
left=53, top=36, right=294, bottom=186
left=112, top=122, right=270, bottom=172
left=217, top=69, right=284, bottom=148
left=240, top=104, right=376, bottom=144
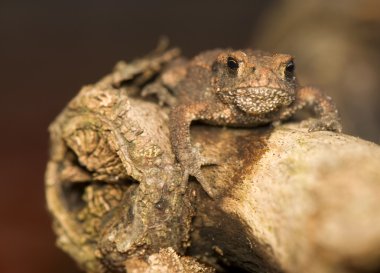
left=285, top=61, right=295, bottom=80
left=286, top=61, right=294, bottom=72
left=227, top=57, right=239, bottom=70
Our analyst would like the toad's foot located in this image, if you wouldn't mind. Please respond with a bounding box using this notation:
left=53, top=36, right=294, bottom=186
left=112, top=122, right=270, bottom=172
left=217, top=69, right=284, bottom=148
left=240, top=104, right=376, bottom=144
left=141, top=82, right=177, bottom=106
left=179, top=149, right=218, bottom=198
left=302, top=114, right=342, bottom=133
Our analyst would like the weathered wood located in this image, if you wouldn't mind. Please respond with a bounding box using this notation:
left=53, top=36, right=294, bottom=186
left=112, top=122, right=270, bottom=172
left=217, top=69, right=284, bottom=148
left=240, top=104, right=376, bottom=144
left=45, top=52, right=380, bottom=272
left=189, top=124, right=380, bottom=273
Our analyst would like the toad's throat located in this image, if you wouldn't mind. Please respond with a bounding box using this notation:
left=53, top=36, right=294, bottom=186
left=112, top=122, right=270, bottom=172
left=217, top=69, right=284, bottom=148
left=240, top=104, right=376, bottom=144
left=219, top=87, right=295, bottom=114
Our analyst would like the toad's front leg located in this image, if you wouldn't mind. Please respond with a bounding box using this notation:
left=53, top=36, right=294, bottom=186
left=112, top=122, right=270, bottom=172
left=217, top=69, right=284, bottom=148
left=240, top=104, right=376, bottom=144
left=169, top=102, right=217, bottom=198
left=281, top=86, right=342, bottom=132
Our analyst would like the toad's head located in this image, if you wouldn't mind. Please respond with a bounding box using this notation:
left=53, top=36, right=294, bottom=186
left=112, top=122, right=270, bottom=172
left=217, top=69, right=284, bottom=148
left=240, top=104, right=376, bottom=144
left=209, top=49, right=297, bottom=115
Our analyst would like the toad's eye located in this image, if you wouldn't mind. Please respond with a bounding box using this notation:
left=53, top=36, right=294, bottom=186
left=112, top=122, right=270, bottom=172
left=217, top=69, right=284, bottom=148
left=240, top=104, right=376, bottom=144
left=285, top=60, right=295, bottom=81
left=227, top=57, right=239, bottom=71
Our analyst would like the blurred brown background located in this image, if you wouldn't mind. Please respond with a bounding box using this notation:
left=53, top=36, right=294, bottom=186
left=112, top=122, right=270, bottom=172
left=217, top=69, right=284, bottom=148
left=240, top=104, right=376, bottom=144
left=0, top=1, right=379, bottom=273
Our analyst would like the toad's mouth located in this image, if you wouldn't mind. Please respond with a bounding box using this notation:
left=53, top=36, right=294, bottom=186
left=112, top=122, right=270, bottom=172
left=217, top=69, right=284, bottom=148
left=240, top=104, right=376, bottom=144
left=220, top=87, right=295, bottom=115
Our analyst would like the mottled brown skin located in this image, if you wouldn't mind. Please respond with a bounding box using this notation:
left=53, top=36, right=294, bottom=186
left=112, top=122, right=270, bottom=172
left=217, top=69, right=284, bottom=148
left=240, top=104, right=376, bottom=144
left=150, top=49, right=342, bottom=197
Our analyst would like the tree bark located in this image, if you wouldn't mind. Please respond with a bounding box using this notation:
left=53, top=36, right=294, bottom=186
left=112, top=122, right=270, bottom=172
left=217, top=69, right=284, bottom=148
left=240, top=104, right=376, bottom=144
left=188, top=123, right=380, bottom=273
left=45, top=58, right=380, bottom=273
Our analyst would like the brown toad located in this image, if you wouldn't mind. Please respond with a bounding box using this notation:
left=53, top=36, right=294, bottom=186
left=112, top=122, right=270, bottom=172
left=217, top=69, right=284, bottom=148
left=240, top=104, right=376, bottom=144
left=143, top=49, right=342, bottom=197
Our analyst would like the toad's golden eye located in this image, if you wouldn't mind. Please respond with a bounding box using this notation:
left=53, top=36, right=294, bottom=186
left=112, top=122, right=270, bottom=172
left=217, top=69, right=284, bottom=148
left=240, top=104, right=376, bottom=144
left=285, top=60, right=295, bottom=81
left=227, top=57, right=239, bottom=71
